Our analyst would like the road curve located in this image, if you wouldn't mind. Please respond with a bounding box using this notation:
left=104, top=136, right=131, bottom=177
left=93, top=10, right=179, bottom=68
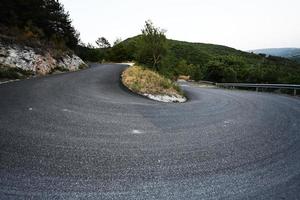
left=0, top=64, right=300, bottom=199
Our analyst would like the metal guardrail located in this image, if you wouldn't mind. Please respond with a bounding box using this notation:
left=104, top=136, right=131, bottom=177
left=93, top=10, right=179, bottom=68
left=216, top=83, right=300, bottom=96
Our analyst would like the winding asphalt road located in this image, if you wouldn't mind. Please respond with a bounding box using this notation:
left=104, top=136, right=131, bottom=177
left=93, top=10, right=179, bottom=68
left=0, top=64, right=300, bottom=199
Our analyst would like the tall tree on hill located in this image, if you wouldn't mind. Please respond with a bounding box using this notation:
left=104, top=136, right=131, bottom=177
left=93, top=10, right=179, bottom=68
left=96, top=37, right=111, bottom=48
left=137, top=20, right=167, bottom=70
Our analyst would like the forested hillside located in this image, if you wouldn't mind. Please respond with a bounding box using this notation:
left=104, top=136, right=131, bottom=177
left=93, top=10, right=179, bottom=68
left=80, top=35, right=300, bottom=84
left=165, top=40, right=300, bottom=83
left=0, top=0, right=85, bottom=79
left=0, top=0, right=79, bottom=50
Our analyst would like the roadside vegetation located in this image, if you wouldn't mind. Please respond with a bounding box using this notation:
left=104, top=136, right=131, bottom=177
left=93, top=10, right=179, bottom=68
left=49, top=64, right=87, bottom=74
left=0, top=0, right=88, bottom=80
left=49, top=66, right=70, bottom=74
left=122, top=65, right=183, bottom=97
left=120, top=21, right=185, bottom=102
left=0, top=64, right=34, bottom=80
left=2, top=1, right=299, bottom=85
left=0, top=0, right=79, bottom=51
left=78, top=21, right=300, bottom=84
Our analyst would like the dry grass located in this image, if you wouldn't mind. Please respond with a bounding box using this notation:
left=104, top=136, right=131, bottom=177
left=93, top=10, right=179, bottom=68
left=178, top=75, right=190, bottom=81
left=122, top=66, right=183, bottom=96
left=0, top=64, right=34, bottom=80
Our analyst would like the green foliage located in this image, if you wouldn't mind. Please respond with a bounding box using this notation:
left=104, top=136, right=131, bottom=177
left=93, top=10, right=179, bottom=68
left=75, top=45, right=107, bottom=62
left=79, top=64, right=88, bottom=70
left=49, top=66, right=69, bottom=74
left=158, top=54, right=178, bottom=79
left=0, top=65, right=34, bottom=79
left=204, top=60, right=235, bottom=82
left=168, top=40, right=211, bottom=66
left=107, top=35, right=300, bottom=84
left=0, top=0, right=79, bottom=50
left=75, top=26, right=300, bottom=84
left=131, top=82, right=142, bottom=92
left=136, top=20, right=167, bottom=70
left=160, top=78, right=173, bottom=89
left=108, top=42, right=133, bottom=62
left=96, top=37, right=111, bottom=48
left=173, top=59, right=203, bottom=81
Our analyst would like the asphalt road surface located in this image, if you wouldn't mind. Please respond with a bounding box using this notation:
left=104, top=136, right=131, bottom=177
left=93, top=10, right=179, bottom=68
left=0, top=64, right=300, bottom=199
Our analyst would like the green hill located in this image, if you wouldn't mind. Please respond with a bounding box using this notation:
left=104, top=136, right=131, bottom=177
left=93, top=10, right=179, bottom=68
left=78, top=36, right=300, bottom=84
left=112, top=36, right=300, bottom=84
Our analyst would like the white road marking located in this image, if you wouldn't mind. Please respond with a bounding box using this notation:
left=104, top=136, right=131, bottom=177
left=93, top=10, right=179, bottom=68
left=132, top=129, right=143, bottom=134
left=0, top=79, right=20, bottom=85
left=223, top=120, right=235, bottom=127
left=180, top=84, right=190, bottom=87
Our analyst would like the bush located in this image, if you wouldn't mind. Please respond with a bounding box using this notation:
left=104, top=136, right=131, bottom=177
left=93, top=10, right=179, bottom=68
left=117, top=36, right=300, bottom=84
left=79, top=64, right=88, bottom=70
left=0, top=0, right=79, bottom=50
left=135, top=20, right=167, bottom=70
left=108, top=43, right=133, bottom=62
left=75, top=45, right=107, bottom=62
left=173, top=59, right=203, bottom=81
left=0, top=65, right=34, bottom=79
left=49, top=66, right=69, bottom=74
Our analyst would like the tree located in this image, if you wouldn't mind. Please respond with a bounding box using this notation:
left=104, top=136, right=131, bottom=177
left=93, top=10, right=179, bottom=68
left=204, top=60, right=237, bottom=82
left=174, top=59, right=202, bottom=81
left=0, top=0, right=79, bottom=50
left=109, top=43, right=132, bottom=62
left=137, top=20, right=167, bottom=70
left=96, top=37, right=111, bottom=48
left=113, top=37, right=122, bottom=46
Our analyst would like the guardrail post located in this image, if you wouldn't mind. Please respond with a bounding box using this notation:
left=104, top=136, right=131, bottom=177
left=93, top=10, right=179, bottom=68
left=215, top=83, right=299, bottom=96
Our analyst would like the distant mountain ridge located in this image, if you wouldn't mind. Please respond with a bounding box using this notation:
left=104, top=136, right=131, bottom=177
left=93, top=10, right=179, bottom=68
left=250, top=48, right=300, bottom=63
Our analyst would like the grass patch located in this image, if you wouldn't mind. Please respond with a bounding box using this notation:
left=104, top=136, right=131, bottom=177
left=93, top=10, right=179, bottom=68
left=122, top=65, right=184, bottom=96
left=49, top=66, right=69, bottom=74
left=0, top=64, right=34, bottom=80
left=79, top=63, right=88, bottom=70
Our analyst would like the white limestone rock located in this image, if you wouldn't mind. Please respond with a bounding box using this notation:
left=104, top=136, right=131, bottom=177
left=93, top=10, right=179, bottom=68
left=0, top=42, right=85, bottom=75
left=143, top=93, right=187, bottom=103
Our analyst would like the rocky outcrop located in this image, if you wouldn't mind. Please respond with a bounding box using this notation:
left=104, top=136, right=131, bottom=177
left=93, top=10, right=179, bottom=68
left=0, top=42, right=85, bottom=75
left=143, top=93, right=187, bottom=103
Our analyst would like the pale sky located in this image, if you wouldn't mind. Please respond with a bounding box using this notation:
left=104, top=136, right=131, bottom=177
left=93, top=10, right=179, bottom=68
left=60, top=0, right=300, bottom=51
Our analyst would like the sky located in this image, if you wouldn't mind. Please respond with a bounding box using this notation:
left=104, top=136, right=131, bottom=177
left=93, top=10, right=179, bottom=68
left=60, top=0, right=300, bottom=51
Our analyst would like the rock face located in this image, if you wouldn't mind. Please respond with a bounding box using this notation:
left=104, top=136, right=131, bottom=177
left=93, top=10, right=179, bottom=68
left=0, top=42, right=85, bottom=75
left=143, top=93, right=187, bottom=103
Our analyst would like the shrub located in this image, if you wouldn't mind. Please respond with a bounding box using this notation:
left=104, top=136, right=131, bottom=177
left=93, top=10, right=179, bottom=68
left=49, top=66, right=69, bottom=74
left=0, top=65, right=34, bottom=79
left=79, top=64, right=88, bottom=70
left=0, top=0, right=79, bottom=50
left=122, top=65, right=183, bottom=96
